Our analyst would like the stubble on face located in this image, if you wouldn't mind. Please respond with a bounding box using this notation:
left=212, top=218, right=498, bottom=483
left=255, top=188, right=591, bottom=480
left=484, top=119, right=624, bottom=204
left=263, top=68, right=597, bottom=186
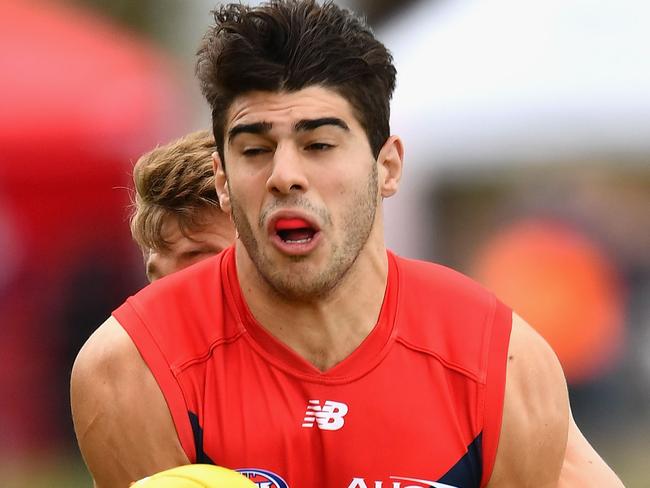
left=229, top=162, right=379, bottom=302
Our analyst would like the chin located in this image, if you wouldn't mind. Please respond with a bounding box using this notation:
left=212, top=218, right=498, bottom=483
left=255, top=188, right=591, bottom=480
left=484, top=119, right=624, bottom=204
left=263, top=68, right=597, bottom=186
left=264, top=260, right=352, bottom=301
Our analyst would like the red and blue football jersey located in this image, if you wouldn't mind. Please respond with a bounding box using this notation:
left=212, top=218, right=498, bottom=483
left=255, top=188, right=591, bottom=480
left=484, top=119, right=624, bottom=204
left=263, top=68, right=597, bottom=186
left=113, top=247, right=511, bottom=488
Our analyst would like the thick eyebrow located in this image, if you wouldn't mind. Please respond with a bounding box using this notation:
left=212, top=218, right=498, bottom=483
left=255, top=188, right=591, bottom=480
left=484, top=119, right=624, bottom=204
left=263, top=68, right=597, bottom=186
left=227, top=118, right=349, bottom=144
left=294, top=117, right=349, bottom=133
left=228, top=121, right=273, bottom=144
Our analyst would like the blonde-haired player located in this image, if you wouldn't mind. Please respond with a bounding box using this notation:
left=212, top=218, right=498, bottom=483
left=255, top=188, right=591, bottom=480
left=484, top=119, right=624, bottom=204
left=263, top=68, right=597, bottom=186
left=130, top=130, right=235, bottom=281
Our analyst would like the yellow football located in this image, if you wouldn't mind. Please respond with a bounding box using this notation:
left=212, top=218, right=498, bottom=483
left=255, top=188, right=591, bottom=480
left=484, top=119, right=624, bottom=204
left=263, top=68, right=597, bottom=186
left=131, top=464, right=257, bottom=488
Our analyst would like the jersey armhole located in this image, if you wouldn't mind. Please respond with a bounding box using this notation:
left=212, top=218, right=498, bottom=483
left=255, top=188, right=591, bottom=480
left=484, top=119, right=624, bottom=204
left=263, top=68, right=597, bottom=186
left=112, top=301, right=197, bottom=463
left=480, top=299, right=512, bottom=487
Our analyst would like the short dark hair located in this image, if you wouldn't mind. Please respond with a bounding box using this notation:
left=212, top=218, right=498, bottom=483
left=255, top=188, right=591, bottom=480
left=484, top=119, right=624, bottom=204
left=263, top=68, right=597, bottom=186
left=196, top=0, right=396, bottom=162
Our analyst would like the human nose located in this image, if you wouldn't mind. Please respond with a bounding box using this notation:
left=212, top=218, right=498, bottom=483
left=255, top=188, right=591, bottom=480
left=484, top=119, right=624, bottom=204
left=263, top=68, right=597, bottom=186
left=265, top=143, right=309, bottom=195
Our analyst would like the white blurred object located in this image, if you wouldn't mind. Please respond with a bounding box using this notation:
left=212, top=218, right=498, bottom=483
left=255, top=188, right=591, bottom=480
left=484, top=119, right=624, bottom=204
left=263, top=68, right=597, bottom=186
left=379, top=0, right=650, bottom=256
left=383, top=0, right=650, bottom=166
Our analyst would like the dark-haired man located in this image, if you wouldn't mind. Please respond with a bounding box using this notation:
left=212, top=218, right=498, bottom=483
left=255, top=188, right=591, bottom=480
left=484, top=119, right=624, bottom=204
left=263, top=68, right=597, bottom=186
left=71, top=2, right=623, bottom=487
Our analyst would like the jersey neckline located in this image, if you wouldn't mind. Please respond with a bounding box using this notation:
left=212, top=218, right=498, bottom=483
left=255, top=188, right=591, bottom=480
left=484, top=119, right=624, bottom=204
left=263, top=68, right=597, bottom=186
left=221, top=247, right=400, bottom=383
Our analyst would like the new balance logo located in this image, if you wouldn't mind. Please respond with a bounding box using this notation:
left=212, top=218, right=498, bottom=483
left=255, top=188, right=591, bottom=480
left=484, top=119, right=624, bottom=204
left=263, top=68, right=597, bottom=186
left=301, top=400, right=348, bottom=431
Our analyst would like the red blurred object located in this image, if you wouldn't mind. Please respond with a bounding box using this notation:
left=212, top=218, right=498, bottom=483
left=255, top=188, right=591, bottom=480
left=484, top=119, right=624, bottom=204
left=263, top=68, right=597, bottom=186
left=472, top=219, right=626, bottom=384
left=0, top=0, right=187, bottom=455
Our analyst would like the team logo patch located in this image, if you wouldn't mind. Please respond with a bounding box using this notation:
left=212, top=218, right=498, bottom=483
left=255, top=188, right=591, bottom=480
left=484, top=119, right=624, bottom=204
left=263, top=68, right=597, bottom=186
left=236, top=468, right=289, bottom=488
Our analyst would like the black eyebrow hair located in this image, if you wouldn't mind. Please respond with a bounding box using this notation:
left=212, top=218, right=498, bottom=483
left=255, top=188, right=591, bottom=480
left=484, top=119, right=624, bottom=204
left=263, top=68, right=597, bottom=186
left=228, top=121, right=273, bottom=143
left=227, top=118, right=349, bottom=144
left=294, top=117, right=349, bottom=132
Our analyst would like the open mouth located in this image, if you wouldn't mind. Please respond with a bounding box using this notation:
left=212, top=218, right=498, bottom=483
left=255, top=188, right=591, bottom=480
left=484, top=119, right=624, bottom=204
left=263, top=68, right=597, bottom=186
left=274, top=218, right=317, bottom=244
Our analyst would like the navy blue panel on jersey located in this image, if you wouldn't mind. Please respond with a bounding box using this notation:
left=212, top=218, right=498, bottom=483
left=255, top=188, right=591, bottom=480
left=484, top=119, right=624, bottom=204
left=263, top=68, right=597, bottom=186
left=188, top=411, right=215, bottom=464
left=436, top=433, right=482, bottom=488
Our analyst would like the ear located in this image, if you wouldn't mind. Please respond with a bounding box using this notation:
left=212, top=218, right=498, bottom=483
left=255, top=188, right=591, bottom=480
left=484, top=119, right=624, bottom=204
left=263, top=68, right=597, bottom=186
left=213, top=151, right=231, bottom=214
left=376, top=135, right=404, bottom=198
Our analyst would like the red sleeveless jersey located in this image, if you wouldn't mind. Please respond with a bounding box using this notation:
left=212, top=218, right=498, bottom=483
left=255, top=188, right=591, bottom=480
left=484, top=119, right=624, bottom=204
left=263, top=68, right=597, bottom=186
left=113, top=248, right=511, bottom=488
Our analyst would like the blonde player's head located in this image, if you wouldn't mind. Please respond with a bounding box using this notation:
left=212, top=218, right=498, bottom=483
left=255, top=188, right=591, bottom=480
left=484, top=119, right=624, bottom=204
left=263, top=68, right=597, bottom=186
left=130, top=130, right=235, bottom=281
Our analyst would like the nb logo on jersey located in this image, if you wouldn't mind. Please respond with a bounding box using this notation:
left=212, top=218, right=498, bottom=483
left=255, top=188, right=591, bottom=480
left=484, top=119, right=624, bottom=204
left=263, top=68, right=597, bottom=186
left=301, top=399, right=348, bottom=430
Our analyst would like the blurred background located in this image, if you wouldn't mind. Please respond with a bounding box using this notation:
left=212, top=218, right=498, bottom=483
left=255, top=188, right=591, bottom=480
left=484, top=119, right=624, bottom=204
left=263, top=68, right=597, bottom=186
left=0, top=0, right=648, bottom=486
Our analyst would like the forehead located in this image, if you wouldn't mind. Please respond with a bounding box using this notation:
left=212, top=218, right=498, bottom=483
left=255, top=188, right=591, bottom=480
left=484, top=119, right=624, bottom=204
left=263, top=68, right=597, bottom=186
left=158, top=210, right=231, bottom=243
left=226, top=86, right=361, bottom=132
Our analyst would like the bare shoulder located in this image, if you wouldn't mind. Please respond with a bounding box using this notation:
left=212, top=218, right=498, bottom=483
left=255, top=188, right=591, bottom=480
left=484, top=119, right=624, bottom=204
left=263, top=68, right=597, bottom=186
left=71, top=316, right=188, bottom=488
left=487, top=313, right=569, bottom=487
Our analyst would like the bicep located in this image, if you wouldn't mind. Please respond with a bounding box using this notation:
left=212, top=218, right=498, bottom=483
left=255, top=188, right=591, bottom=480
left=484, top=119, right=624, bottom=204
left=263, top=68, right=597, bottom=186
left=71, top=316, right=189, bottom=488
left=487, top=313, right=569, bottom=488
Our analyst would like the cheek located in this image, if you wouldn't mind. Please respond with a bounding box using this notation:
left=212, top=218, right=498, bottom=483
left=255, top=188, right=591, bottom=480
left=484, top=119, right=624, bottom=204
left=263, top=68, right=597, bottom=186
left=229, top=170, right=266, bottom=206
left=212, top=214, right=236, bottom=240
left=147, top=255, right=175, bottom=280
left=325, top=164, right=374, bottom=200
left=185, top=254, right=208, bottom=268
left=165, top=259, right=182, bottom=276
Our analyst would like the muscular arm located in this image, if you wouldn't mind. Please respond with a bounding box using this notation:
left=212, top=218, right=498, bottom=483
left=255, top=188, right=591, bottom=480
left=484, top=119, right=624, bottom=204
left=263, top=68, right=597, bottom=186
left=487, top=313, right=623, bottom=487
left=559, top=414, right=624, bottom=487
left=70, top=316, right=189, bottom=488
left=487, top=313, right=569, bottom=487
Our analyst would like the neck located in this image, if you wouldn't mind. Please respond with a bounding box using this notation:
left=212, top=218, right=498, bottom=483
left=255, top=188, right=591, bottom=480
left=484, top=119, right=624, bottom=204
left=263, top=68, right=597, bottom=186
left=236, top=224, right=389, bottom=372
